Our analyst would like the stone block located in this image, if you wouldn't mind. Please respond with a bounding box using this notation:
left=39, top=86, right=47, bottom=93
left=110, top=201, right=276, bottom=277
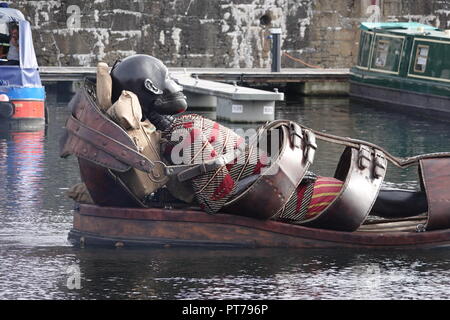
left=5, top=0, right=449, bottom=68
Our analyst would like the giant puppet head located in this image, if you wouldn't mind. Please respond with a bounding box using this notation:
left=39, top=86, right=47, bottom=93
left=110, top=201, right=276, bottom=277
left=110, top=54, right=187, bottom=116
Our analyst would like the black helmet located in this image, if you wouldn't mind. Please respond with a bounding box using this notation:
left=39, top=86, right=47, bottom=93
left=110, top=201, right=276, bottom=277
left=110, top=54, right=187, bottom=115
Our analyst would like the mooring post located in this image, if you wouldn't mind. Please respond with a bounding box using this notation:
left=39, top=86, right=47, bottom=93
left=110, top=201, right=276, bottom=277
left=270, top=28, right=281, bottom=72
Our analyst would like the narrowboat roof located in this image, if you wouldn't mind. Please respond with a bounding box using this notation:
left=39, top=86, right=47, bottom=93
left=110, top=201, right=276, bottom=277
left=0, top=7, right=41, bottom=87
left=360, top=22, right=450, bottom=41
left=0, top=7, right=26, bottom=23
left=360, top=22, right=439, bottom=31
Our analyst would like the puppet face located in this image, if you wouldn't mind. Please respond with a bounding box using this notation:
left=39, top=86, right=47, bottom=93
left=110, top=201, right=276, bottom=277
left=111, top=54, right=187, bottom=115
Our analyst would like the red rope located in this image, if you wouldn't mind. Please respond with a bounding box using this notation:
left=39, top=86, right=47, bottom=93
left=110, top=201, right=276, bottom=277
left=282, top=52, right=323, bottom=69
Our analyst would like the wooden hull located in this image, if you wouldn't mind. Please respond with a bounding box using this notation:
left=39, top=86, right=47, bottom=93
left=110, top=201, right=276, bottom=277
left=68, top=204, right=450, bottom=249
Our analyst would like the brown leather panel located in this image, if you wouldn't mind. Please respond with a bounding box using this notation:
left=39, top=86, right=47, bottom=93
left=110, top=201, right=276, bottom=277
left=420, top=158, right=450, bottom=231
left=78, top=158, right=143, bottom=208
left=66, top=115, right=153, bottom=172
left=61, top=126, right=130, bottom=172
left=70, top=88, right=132, bottom=147
left=60, top=86, right=154, bottom=172
left=61, top=85, right=157, bottom=207
left=303, top=146, right=387, bottom=232
left=223, top=123, right=312, bottom=220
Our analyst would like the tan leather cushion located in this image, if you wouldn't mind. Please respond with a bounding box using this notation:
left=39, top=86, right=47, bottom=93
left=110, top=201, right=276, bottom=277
left=106, top=90, right=142, bottom=130
left=116, top=120, right=169, bottom=200
left=104, top=89, right=166, bottom=201
left=96, top=62, right=112, bottom=111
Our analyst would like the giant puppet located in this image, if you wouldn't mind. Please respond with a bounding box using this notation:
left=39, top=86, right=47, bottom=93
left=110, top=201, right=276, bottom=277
left=61, top=55, right=441, bottom=232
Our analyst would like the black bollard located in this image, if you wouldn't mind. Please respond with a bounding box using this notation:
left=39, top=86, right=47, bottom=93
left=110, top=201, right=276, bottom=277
left=270, top=28, right=281, bottom=72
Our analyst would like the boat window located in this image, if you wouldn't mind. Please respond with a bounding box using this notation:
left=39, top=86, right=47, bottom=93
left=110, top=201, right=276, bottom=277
left=414, top=45, right=429, bottom=73
left=0, top=22, right=20, bottom=66
left=409, top=41, right=450, bottom=81
left=441, top=69, right=450, bottom=80
left=370, top=35, right=404, bottom=73
left=0, top=40, right=8, bottom=61
left=439, top=43, right=450, bottom=80
left=0, top=24, right=9, bottom=62
left=357, top=31, right=372, bottom=68
left=374, top=40, right=389, bottom=68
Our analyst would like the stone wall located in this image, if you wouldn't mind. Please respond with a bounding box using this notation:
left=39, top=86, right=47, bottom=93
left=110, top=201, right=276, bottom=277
left=4, top=0, right=450, bottom=68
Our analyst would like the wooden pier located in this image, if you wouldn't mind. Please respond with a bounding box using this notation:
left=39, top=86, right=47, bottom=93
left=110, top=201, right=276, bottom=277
left=39, top=66, right=349, bottom=84
left=40, top=67, right=349, bottom=122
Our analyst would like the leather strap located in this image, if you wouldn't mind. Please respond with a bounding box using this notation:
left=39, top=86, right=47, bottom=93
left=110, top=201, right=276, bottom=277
left=302, top=146, right=387, bottom=232
left=295, top=122, right=450, bottom=231
left=66, top=115, right=154, bottom=172
left=164, top=143, right=246, bottom=182
left=60, top=83, right=156, bottom=173
left=296, top=123, right=450, bottom=168
left=222, top=120, right=315, bottom=220
left=419, top=158, right=450, bottom=231
left=60, top=127, right=131, bottom=172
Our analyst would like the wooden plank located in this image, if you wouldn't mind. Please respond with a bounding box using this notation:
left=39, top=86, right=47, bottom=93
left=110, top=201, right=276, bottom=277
left=71, top=204, right=450, bottom=249
left=39, top=66, right=350, bottom=83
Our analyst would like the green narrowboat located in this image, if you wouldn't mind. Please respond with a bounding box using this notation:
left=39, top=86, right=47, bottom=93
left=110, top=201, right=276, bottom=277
left=350, top=22, right=450, bottom=117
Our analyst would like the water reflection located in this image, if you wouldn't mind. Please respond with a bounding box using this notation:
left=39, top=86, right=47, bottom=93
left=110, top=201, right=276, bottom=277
left=0, top=110, right=80, bottom=248
left=0, top=127, right=47, bottom=247
left=1, top=97, right=450, bottom=299
left=0, top=129, right=45, bottom=211
left=5, top=247, right=445, bottom=300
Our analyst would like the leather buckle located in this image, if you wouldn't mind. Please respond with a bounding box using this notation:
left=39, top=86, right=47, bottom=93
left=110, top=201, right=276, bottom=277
left=304, top=129, right=317, bottom=164
left=175, top=163, right=209, bottom=182
left=358, top=145, right=372, bottom=169
left=289, top=122, right=303, bottom=148
left=373, top=150, right=387, bottom=178
left=166, top=148, right=243, bottom=182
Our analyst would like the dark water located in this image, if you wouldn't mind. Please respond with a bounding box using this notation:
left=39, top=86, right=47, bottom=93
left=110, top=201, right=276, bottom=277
left=1, top=95, right=450, bottom=300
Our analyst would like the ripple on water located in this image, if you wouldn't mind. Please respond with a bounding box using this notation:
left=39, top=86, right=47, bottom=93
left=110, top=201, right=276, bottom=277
left=1, top=100, right=450, bottom=299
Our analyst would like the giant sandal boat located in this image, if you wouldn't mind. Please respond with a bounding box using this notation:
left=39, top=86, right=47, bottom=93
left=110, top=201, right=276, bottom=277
left=61, top=61, right=450, bottom=250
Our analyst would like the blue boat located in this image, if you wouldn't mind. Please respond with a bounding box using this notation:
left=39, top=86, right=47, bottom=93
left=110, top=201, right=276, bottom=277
left=0, top=5, right=45, bottom=125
